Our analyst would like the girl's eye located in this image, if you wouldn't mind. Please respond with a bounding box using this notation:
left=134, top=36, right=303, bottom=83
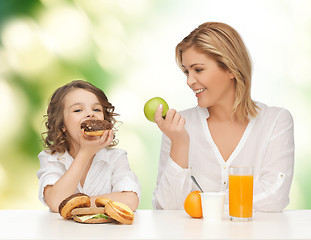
left=93, top=108, right=102, bottom=112
left=73, top=109, right=82, bottom=112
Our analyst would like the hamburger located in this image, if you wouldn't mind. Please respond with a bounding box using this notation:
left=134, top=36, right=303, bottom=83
left=80, top=119, right=112, bottom=136
left=96, top=197, right=134, bottom=225
left=71, top=207, right=113, bottom=224
left=58, top=194, right=134, bottom=224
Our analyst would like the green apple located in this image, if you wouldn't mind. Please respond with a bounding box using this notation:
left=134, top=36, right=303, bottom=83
left=144, top=97, right=169, bottom=122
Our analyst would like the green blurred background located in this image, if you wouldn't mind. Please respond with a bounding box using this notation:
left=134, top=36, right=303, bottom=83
left=0, top=0, right=310, bottom=210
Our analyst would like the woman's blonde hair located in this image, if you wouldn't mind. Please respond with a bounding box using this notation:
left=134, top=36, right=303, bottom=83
left=42, top=80, right=119, bottom=154
left=176, top=22, right=258, bottom=121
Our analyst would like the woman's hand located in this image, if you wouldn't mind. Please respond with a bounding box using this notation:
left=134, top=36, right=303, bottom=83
left=154, top=105, right=189, bottom=145
left=154, top=104, right=189, bottom=168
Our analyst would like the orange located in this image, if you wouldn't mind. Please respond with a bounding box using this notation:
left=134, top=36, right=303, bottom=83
left=184, top=190, right=202, bottom=218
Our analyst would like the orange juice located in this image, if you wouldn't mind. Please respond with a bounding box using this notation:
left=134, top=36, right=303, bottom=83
left=229, top=175, right=253, bottom=219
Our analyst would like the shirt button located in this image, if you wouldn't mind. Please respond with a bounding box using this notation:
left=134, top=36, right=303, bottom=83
left=224, top=181, right=227, bottom=185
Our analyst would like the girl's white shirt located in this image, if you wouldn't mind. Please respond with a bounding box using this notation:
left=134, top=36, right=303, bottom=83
left=152, top=102, right=294, bottom=212
left=37, top=148, right=141, bottom=205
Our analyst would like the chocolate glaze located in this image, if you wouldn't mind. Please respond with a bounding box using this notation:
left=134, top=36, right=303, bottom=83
left=80, top=120, right=112, bottom=132
left=58, top=193, right=89, bottom=214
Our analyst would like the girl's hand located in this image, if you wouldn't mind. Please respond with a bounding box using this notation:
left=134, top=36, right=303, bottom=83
left=78, top=129, right=114, bottom=157
left=154, top=104, right=189, bottom=145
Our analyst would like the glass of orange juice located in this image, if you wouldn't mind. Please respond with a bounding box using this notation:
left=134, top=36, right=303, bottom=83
left=229, top=166, right=254, bottom=222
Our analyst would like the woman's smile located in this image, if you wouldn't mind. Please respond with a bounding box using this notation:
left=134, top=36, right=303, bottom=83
left=193, top=88, right=206, bottom=96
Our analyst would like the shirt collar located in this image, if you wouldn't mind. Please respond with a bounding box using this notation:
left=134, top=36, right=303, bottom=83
left=196, top=105, right=256, bottom=121
left=55, top=148, right=109, bottom=169
left=56, top=151, right=73, bottom=169
left=93, top=148, right=109, bottom=164
left=196, top=105, right=210, bottom=120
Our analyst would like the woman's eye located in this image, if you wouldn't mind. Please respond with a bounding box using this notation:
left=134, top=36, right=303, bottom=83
left=195, top=68, right=203, bottom=73
left=183, top=69, right=189, bottom=75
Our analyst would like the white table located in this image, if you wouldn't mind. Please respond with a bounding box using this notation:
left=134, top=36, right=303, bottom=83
left=0, top=209, right=310, bottom=239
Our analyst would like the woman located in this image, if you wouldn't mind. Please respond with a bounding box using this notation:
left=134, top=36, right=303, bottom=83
left=152, top=22, right=294, bottom=212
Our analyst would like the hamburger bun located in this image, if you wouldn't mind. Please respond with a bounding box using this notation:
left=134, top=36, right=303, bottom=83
left=95, top=197, right=111, bottom=207
left=104, top=201, right=134, bottom=225
left=81, top=119, right=112, bottom=136
left=71, top=207, right=114, bottom=224
left=58, top=193, right=91, bottom=220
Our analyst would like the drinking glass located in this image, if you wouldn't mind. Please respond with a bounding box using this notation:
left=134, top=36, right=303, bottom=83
left=229, top=166, right=254, bottom=222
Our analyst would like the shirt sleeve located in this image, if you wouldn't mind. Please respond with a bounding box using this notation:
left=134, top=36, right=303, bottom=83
left=110, top=150, right=141, bottom=200
left=36, top=151, right=65, bottom=205
left=253, top=109, right=295, bottom=212
left=152, top=134, right=192, bottom=210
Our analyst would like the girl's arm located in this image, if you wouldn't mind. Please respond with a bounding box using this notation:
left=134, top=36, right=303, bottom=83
left=43, top=151, right=93, bottom=212
left=93, top=150, right=141, bottom=211
left=90, top=191, right=139, bottom=211
left=44, top=130, right=114, bottom=212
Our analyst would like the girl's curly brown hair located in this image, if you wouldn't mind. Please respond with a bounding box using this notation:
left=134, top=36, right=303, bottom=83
left=41, top=80, right=119, bottom=154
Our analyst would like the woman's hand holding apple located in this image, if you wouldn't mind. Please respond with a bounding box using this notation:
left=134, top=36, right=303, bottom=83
left=154, top=105, right=189, bottom=144
left=154, top=105, right=189, bottom=168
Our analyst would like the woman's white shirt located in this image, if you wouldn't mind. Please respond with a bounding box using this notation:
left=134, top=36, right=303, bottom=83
left=152, top=102, right=294, bottom=212
left=37, top=148, right=141, bottom=205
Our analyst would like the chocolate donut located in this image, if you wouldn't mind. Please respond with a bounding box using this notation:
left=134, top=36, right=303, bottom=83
left=81, top=119, right=112, bottom=136
left=58, top=193, right=91, bottom=220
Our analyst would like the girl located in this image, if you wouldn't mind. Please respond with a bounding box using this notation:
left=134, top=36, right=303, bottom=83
left=152, top=22, right=294, bottom=212
left=37, top=80, right=140, bottom=212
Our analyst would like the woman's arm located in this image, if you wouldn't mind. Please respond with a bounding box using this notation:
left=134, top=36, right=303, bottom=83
left=152, top=106, right=193, bottom=209
left=253, top=109, right=294, bottom=212
left=154, top=105, right=190, bottom=168
left=152, top=133, right=193, bottom=210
